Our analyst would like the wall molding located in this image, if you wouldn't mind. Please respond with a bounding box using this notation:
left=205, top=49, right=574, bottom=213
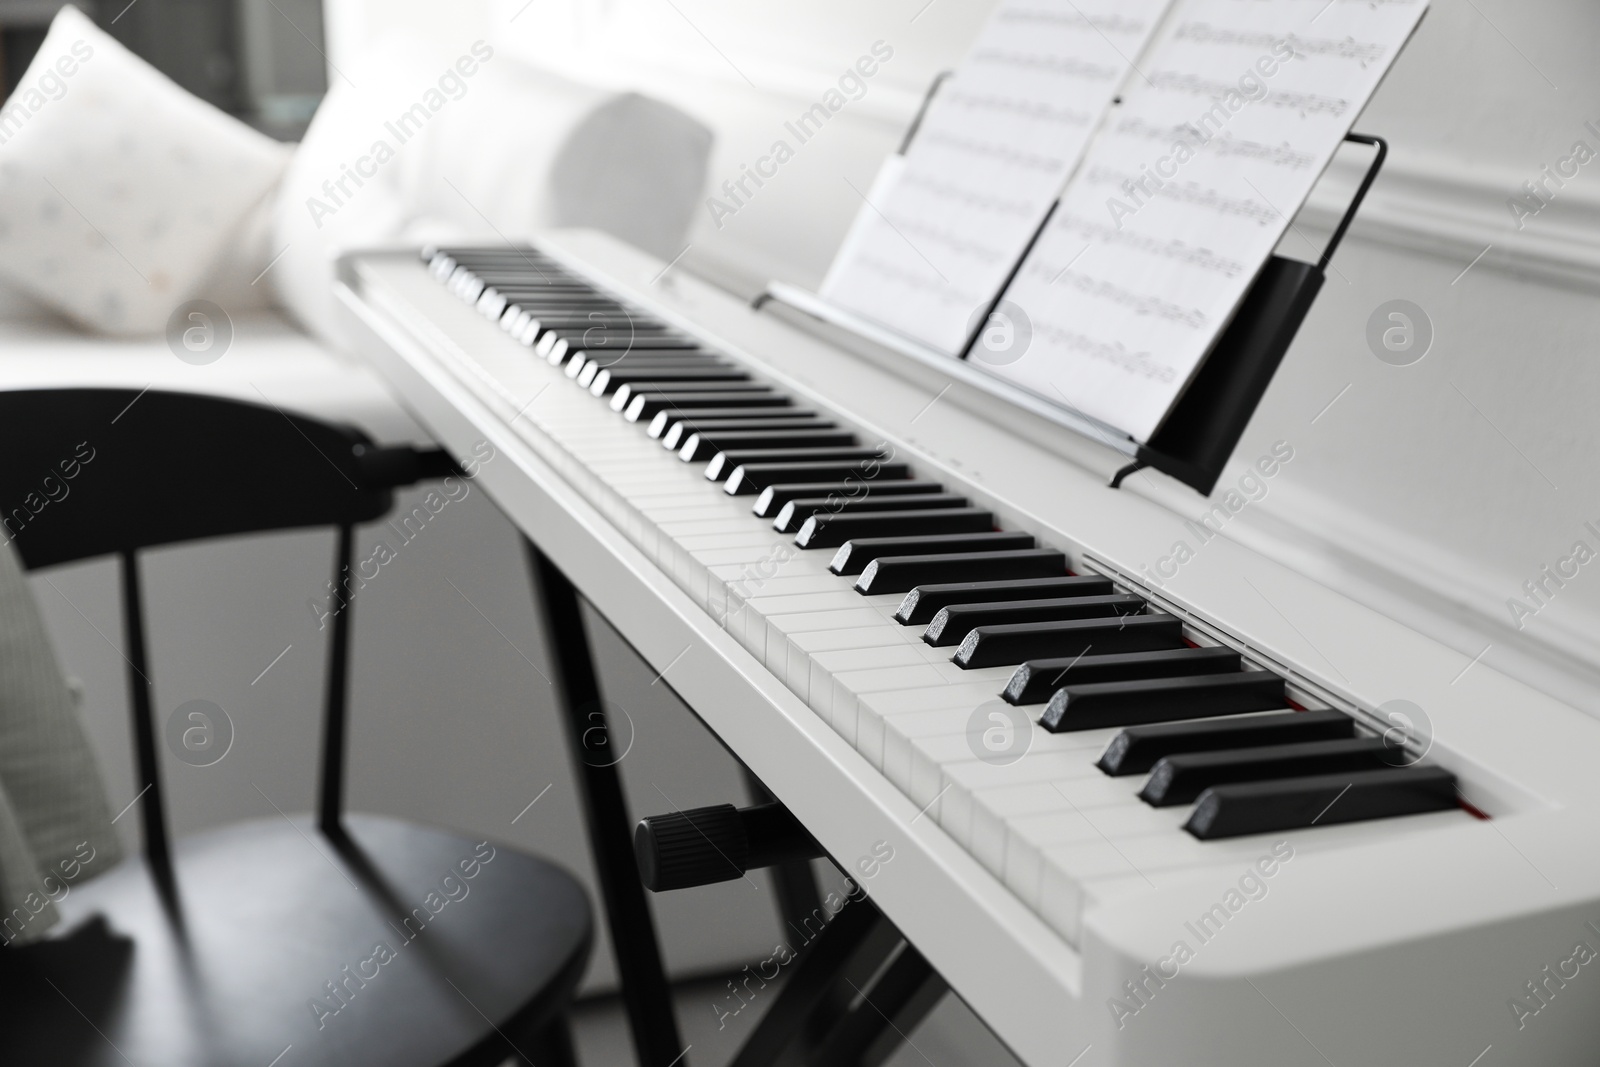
left=1300, top=147, right=1600, bottom=292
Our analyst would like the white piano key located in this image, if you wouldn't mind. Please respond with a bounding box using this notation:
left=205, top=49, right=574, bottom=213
left=825, top=664, right=952, bottom=739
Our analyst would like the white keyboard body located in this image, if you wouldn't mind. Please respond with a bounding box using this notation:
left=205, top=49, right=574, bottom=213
left=337, top=231, right=1600, bottom=1066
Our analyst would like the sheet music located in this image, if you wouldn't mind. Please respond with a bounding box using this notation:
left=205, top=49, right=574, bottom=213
left=818, top=0, right=1173, bottom=355
left=982, top=0, right=1428, bottom=442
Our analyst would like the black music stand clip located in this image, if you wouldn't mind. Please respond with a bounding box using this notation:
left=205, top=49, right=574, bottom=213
left=1110, top=133, right=1387, bottom=495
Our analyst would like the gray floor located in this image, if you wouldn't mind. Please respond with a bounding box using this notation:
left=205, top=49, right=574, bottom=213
left=568, top=973, right=1027, bottom=1067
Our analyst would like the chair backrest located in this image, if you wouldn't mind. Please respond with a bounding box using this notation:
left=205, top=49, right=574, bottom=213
left=0, top=388, right=449, bottom=884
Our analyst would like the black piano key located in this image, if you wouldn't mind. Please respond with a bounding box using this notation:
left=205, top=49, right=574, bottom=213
left=524, top=310, right=656, bottom=326
left=922, top=594, right=1146, bottom=647
left=580, top=358, right=731, bottom=389
left=539, top=329, right=691, bottom=361
left=532, top=324, right=690, bottom=346
left=724, top=461, right=913, bottom=496
left=774, top=493, right=966, bottom=533
left=572, top=354, right=719, bottom=382
left=951, top=614, right=1183, bottom=669
left=571, top=348, right=721, bottom=373
left=621, top=388, right=788, bottom=418
left=752, top=480, right=945, bottom=519
left=1185, top=766, right=1459, bottom=840
left=829, top=532, right=1033, bottom=576
left=680, top=428, right=858, bottom=463
left=1003, top=645, right=1240, bottom=705
left=796, top=508, right=994, bottom=550
left=657, top=415, right=826, bottom=446
left=508, top=301, right=620, bottom=315
left=1039, top=670, right=1287, bottom=732
left=1098, top=709, right=1354, bottom=776
left=708, top=447, right=891, bottom=483
left=895, top=575, right=1113, bottom=626
left=592, top=365, right=750, bottom=396
left=1144, top=737, right=1391, bottom=807
left=855, top=549, right=1067, bottom=595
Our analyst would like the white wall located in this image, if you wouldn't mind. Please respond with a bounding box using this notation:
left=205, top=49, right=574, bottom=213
left=464, top=0, right=1600, bottom=718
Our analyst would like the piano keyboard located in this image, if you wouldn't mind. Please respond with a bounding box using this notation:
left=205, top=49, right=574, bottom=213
left=420, top=244, right=1473, bottom=947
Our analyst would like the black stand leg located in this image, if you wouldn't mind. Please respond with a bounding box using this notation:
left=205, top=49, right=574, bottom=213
left=525, top=540, right=685, bottom=1067
left=729, top=895, right=899, bottom=1067
left=811, top=941, right=947, bottom=1066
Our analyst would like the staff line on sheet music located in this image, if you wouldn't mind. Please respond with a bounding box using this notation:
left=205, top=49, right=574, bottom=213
left=1448, top=381, right=1560, bottom=490
left=843, top=176, right=950, bottom=283
left=660, top=0, right=756, bottom=88
left=1241, top=177, right=1350, bottom=285
left=653, top=782, right=761, bottom=892
left=1061, top=0, right=1154, bottom=89
left=1245, top=978, right=1338, bottom=1067
left=1461, top=0, right=1559, bottom=91
left=1049, top=244, right=1092, bottom=285
left=443, top=576, right=554, bottom=685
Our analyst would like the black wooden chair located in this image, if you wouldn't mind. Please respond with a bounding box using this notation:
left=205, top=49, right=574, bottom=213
left=0, top=388, right=592, bottom=1067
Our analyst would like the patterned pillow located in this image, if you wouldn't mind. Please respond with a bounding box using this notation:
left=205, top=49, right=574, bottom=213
left=0, top=5, right=290, bottom=335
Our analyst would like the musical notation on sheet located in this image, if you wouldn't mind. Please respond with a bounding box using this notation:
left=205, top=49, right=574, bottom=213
left=981, top=0, right=1427, bottom=442
left=819, top=0, right=1173, bottom=355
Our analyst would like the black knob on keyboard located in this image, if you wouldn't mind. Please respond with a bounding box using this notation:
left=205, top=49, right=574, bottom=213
left=633, top=802, right=823, bottom=892
left=634, top=804, right=748, bottom=891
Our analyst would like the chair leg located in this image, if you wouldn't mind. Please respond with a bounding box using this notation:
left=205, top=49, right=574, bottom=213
left=516, top=1014, right=580, bottom=1067
left=524, top=540, right=686, bottom=1067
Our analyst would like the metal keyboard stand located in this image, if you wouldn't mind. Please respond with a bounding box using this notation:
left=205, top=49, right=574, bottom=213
left=727, top=894, right=948, bottom=1067
left=526, top=541, right=687, bottom=1067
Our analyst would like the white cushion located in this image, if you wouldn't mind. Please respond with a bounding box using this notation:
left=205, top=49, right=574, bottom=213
left=0, top=6, right=290, bottom=336
left=271, top=34, right=711, bottom=350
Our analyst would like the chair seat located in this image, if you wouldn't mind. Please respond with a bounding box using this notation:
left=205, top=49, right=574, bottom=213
left=0, top=813, right=592, bottom=1067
